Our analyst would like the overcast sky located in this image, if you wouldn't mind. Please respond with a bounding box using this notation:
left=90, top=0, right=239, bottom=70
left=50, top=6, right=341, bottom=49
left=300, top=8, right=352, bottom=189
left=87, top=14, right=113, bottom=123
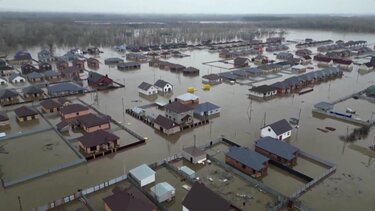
left=1, top=0, right=375, bottom=14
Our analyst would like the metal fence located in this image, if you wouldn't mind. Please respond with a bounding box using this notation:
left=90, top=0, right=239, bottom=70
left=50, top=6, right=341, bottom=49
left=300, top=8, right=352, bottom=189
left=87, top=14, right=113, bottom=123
left=3, top=158, right=85, bottom=188
left=31, top=174, right=128, bottom=211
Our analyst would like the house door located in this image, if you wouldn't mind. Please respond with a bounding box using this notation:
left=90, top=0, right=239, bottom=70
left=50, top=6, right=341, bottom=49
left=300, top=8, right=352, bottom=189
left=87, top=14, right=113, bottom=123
left=190, top=157, right=193, bottom=163
left=279, top=135, right=282, bottom=140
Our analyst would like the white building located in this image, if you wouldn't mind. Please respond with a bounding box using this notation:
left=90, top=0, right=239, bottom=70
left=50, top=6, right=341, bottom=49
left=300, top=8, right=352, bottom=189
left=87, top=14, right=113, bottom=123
left=0, top=77, right=7, bottom=85
left=261, top=119, right=293, bottom=140
left=9, top=74, right=26, bottom=84
left=176, top=93, right=199, bottom=105
left=129, top=164, right=156, bottom=187
left=154, top=79, right=173, bottom=93
left=138, top=82, right=158, bottom=96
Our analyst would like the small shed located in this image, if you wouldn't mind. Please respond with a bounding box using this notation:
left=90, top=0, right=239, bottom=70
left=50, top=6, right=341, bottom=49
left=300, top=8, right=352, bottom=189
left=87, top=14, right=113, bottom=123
left=129, top=164, right=156, bottom=187
left=182, top=146, right=207, bottom=164
left=179, top=166, right=196, bottom=179
left=150, top=182, right=176, bottom=203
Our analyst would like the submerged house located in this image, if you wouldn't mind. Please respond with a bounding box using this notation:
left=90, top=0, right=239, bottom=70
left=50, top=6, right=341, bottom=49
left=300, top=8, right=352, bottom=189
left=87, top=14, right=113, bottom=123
left=38, top=49, right=55, bottom=63
left=73, top=58, right=85, bottom=71
left=193, top=102, right=221, bottom=118
left=234, top=57, right=250, bottom=68
left=9, top=73, right=25, bottom=84
left=60, top=103, right=90, bottom=119
left=104, top=58, right=124, bottom=65
left=182, top=146, right=207, bottom=164
left=43, top=70, right=61, bottom=80
left=26, top=71, right=44, bottom=82
left=276, top=52, right=294, bottom=61
left=165, top=101, right=194, bottom=125
left=87, top=72, right=113, bottom=87
left=0, top=77, right=7, bottom=85
left=202, top=74, right=222, bottom=84
left=60, top=66, right=80, bottom=79
left=183, top=67, right=200, bottom=76
left=103, top=186, right=157, bottom=211
left=248, top=85, right=277, bottom=98
left=47, top=82, right=86, bottom=96
left=126, top=53, right=147, bottom=62
left=175, top=93, right=199, bottom=105
left=0, top=89, right=19, bottom=104
left=182, top=182, right=240, bottom=211
left=154, top=79, right=173, bottom=93
left=38, top=62, right=52, bottom=72
left=22, top=85, right=44, bottom=99
left=76, top=113, right=111, bottom=133
left=40, top=99, right=62, bottom=113
left=21, top=64, right=38, bottom=75
left=87, top=58, right=100, bottom=69
left=0, top=64, right=14, bottom=77
left=153, top=115, right=180, bottom=135
left=225, top=146, right=269, bottom=178
left=117, top=62, right=141, bottom=71
left=255, top=137, right=299, bottom=166
left=78, top=130, right=119, bottom=156
left=138, top=82, right=158, bottom=96
left=10, top=51, right=32, bottom=65
left=261, top=119, right=292, bottom=140
left=56, top=59, right=69, bottom=71
left=14, top=106, right=39, bottom=122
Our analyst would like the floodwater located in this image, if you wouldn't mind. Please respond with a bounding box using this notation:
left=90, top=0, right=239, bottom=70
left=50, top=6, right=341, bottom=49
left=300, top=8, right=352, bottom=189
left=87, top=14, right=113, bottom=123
left=1, top=29, right=375, bottom=211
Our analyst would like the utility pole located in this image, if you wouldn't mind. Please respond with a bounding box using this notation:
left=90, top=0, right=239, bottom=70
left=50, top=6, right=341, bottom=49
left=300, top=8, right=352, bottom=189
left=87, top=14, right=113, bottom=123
left=263, top=112, right=267, bottom=127
left=18, top=196, right=23, bottom=211
left=122, top=97, right=125, bottom=124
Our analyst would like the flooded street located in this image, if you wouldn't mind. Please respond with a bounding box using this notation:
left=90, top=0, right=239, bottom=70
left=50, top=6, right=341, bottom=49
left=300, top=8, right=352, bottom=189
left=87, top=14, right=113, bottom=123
left=1, top=29, right=375, bottom=210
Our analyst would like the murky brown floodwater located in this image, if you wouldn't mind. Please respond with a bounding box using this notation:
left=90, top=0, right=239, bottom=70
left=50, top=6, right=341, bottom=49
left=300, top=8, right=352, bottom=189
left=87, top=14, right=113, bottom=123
left=1, top=29, right=375, bottom=211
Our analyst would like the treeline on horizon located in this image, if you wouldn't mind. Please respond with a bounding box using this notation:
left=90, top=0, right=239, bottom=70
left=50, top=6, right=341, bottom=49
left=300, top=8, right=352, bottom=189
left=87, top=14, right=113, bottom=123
left=0, top=12, right=374, bottom=51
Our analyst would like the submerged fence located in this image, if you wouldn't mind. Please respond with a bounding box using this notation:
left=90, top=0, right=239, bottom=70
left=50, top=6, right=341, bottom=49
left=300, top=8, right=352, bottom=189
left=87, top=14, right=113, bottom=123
left=31, top=174, right=128, bottom=211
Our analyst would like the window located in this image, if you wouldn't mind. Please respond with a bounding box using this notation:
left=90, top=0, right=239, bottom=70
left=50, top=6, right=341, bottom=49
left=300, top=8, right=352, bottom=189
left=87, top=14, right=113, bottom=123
left=242, top=164, right=246, bottom=169
left=268, top=128, right=271, bottom=132
left=76, top=112, right=79, bottom=116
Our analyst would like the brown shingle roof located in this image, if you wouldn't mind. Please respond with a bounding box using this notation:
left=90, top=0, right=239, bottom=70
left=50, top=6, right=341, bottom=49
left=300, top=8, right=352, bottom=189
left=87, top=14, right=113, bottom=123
left=182, top=182, right=234, bottom=211
left=78, top=130, right=119, bottom=148
left=165, top=102, right=193, bottom=114
left=154, top=115, right=179, bottom=129
left=77, top=113, right=110, bottom=128
left=60, top=104, right=89, bottom=115
left=40, top=99, right=61, bottom=110
left=103, top=186, right=156, bottom=211
left=14, top=106, right=38, bottom=118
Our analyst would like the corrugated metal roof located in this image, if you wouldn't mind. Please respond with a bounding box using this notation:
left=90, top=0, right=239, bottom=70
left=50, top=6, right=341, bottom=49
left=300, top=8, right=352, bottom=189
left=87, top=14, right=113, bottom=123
left=226, top=146, right=269, bottom=171
left=255, top=137, right=298, bottom=161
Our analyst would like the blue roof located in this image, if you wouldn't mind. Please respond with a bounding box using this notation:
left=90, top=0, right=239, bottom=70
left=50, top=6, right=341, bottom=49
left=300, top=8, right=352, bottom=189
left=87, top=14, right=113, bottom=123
left=129, top=164, right=155, bottom=181
left=255, top=137, right=299, bottom=161
left=179, top=166, right=195, bottom=176
left=226, top=146, right=269, bottom=171
left=47, top=82, right=86, bottom=94
left=150, top=182, right=175, bottom=197
left=194, top=102, right=220, bottom=114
